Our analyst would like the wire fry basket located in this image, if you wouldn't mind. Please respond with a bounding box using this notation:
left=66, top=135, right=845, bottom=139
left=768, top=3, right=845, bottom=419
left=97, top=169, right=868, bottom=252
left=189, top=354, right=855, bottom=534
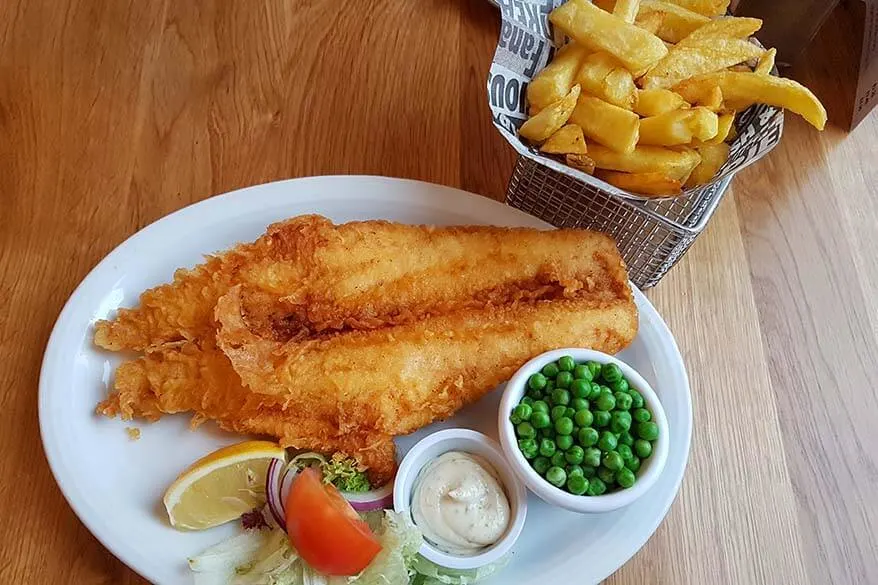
left=505, top=156, right=732, bottom=289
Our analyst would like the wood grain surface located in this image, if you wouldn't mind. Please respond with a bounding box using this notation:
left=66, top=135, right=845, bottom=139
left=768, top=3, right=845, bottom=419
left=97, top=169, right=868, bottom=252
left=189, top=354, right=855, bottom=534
left=1, top=0, right=876, bottom=583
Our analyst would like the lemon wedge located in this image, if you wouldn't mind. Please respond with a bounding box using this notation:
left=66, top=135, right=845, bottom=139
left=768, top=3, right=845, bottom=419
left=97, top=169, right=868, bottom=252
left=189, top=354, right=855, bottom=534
left=163, top=440, right=287, bottom=530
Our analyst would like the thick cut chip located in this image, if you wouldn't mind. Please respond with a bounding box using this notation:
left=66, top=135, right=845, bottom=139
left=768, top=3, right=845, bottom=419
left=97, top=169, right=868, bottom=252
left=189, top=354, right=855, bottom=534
left=675, top=71, right=827, bottom=130
left=550, top=0, right=668, bottom=74
left=640, top=39, right=764, bottom=89
left=678, top=16, right=762, bottom=46
left=596, top=170, right=682, bottom=197
left=638, top=107, right=718, bottom=145
left=614, top=0, right=641, bottom=23
left=686, top=142, right=731, bottom=187
left=660, top=0, right=730, bottom=17
left=588, top=142, right=702, bottom=181
left=754, top=48, right=776, bottom=75
left=635, top=11, right=664, bottom=35
left=575, top=52, right=638, bottom=110
left=566, top=153, right=597, bottom=174
left=634, top=88, right=690, bottom=117
left=520, top=85, right=581, bottom=142
left=570, top=95, right=640, bottom=153
left=541, top=124, right=588, bottom=155
left=527, top=43, right=590, bottom=111
left=638, top=1, right=710, bottom=43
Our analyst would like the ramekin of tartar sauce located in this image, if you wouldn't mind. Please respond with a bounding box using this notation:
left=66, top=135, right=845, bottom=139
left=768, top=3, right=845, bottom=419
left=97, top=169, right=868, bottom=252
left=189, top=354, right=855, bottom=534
left=393, top=429, right=528, bottom=571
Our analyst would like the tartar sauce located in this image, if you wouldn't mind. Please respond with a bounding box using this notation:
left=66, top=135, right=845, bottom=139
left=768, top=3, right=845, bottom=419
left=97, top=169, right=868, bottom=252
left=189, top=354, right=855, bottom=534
left=411, top=451, right=511, bottom=555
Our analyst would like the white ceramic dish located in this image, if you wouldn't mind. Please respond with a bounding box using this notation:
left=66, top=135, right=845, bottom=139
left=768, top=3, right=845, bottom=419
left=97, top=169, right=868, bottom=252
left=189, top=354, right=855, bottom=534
left=498, top=349, right=669, bottom=513
left=39, top=176, right=692, bottom=584
left=393, top=429, right=527, bottom=570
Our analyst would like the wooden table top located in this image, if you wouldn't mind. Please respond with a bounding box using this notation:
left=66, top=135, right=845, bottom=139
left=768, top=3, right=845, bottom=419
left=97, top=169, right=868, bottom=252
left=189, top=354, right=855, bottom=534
left=2, top=1, right=876, bottom=583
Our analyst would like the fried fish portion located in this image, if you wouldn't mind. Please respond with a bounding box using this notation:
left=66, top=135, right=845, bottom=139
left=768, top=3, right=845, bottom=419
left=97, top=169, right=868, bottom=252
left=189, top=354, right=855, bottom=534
left=215, top=283, right=637, bottom=441
left=95, top=216, right=631, bottom=350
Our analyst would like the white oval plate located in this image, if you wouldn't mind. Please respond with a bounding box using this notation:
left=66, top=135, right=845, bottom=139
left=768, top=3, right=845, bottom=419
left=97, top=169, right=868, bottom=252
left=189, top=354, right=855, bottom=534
left=39, top=176, right=691, bottom=585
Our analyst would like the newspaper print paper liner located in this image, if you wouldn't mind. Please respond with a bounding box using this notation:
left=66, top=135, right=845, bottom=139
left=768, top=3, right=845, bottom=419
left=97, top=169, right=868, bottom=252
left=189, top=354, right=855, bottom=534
left=487, top=0, right=785, bottom=201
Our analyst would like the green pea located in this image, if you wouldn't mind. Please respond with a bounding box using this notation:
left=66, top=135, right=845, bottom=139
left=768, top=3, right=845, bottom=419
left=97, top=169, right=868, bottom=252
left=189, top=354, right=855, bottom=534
left=527, top=388, right=544, bottom=400
left=626, top=456, right=641, bottom=473
left=571, top=397, right=589, bottom=412
left=573, top=364, right=593, bottom=381
left=636, top=421, right=659, bottom=441
left=598, top=431, right=618, bottom=452
left=567, top=475, right=588, bottom=495
left=532, top=456, right=550, bottom=475
left=578, top=427, right=599, bottom=447
left=610, top=377, right=629, bottom=393
left=633, top=408, right=651, bottom=423
left=574, top=409, right=594, bottom=427
left=550, top=388, right=570, bottom=406
left=587, top=477, right=606, bottom=495
left=601, top=363, right=623, bottom=384
left=594, top=411, right=611, bottom=428
left=614, top=391, right=633, bottom=411
left=596, top=392, right=616, bottom=412
left=516, top=422, right=536, bottom=439
left=585, top=361, right=602, bottom=379
left=570, top=379, right=590, bottom=398
left=509, top=413, right=522, bottom=425
left=542, top=363, right=560, bottom=378
left=565, top=445, right=585, bottom=465
left=532, top=400, right=549, bottom=414
left=610, top=411, right=632, bottom=434
left=584, top=447, right=602, bottom=468
left=518, top=438, right=538, bottom=459
left=556, top=434, right=574, bottom=450
left=619, top=431, right=634, bottom=447
left=539, top=438, right=556, bottom=457
left=597, top=466, right=616, bottom=484
left=617, top=443, right=634, bottom=462
left=555, top=371, right=573, bottom=389
left=551, top=452, right=567, bottom=468
left=629, top=389, right=645, bottom=409
left=558, top=355, right=575, bottom=372
left=634, top=439, right=653, bottom=458
left=544, top=380, right=555, bottom=393
left=603, top=450, right=624, bottom=471
left=545, top=466, right=567, bottom=487
left=550, top=405, right=567, bottom=421
left=513, top=403, right=533, bottom=422
left=555, top=417, right=574, bottom=436
left=582, top=465, right=597, bottom=478
left=530, top=411, right=551, bottom=430
left=567, top=464, right=584, bottom=478
left=616, top=467, right=636, bottom=488
left=528, top=372, right=548, bottom=391
left=540, top=427, right=555, bottom=439
left=588, top=382, right=603, bottom=400
left=521, top=396, right=535, bottom=407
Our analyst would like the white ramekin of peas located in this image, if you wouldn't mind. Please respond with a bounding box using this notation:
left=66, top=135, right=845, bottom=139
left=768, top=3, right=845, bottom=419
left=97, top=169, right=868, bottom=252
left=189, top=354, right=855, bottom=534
left=497, top=348, right=669, bottom=513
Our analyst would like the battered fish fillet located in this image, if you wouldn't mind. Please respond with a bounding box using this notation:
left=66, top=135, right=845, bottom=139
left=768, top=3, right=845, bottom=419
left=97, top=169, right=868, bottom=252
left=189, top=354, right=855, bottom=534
left=96, top=343, right=398, bottom=482
left=95, top=215, right=637, bottom=481
left=94, top=215, right=630, bottom=350
left=215, top=284, right=637, bottom=450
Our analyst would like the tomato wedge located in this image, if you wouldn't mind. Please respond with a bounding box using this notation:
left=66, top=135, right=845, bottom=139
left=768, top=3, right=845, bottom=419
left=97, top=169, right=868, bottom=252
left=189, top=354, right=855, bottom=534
left=285, top=467, right=382, bottom=576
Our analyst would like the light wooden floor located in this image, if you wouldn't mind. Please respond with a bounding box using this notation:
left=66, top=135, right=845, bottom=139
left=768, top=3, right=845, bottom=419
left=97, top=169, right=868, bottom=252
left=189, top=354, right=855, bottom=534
left=0, top=1, right=875, bottom=583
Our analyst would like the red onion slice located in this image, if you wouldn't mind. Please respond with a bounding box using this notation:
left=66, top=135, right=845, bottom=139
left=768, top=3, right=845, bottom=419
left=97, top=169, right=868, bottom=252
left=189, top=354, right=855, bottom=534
left=266, top=459, right=300, bottom=530
left=342, top=482, right=394, bottom=511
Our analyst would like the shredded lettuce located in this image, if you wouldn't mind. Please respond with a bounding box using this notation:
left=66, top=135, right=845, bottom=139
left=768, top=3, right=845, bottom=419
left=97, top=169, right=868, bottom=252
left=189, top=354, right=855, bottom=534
left=409, top=554, right=510, bottom=585
left=189, top=510, right=421, bottom=585
left=290, top=452, right=371, bottom=493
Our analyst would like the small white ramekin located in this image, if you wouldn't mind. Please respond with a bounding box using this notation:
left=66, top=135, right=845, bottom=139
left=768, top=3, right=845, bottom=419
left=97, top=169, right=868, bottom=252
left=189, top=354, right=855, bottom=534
left=392, top=428, right=528, bottom=570
left=498, top=348, right=669, bottom=514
